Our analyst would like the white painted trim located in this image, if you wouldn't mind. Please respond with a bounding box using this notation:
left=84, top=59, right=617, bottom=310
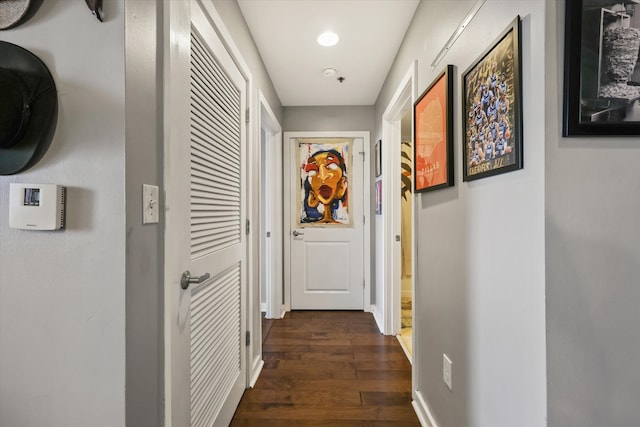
left=249, top=357, right=264, bottom=388
left=259, top=90, right=280, bottom=131
left=283, top=131, right=371, bottom=312
left=413, top=389, right=439, bottom=427
left=260, top=302, right=267, bottom=312
left=396, top=335, right=412, bottom=365
left=198, top=0, right=252, bottom=82
left=258, top=90, right=284, bottom=320
left=362, top=134, right=372, bottom=314
left=282, top=132, right=292, bottom=311
left=371, top=304, right=385, bottom=333
left=163, top=1, right=191, bottom=424
left=381, top=61, right=417, bottom=336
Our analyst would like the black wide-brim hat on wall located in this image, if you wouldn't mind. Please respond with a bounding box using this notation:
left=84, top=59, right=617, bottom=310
left=0, top=40, right=58, bottom=175
left=0, top=0, right=44, bottom=30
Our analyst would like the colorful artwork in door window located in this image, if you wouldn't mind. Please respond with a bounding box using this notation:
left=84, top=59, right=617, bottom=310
left=297, top=139, right=351, bottom=226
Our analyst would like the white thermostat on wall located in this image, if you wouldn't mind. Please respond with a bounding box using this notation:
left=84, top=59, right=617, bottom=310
left=9, top=183, right=66, bottom=230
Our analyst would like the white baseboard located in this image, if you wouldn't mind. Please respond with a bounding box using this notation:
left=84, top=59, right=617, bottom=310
left=396, top=335, right=412, bottom=365
left=249, top=356, right=264, bottom=388
left=412, top=389, right=439, bottom=427
left=371, top=304, right=385, bottom=334
left=260, top=302, right=266, bottom=312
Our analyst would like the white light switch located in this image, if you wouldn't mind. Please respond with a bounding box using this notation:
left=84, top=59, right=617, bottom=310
left=443, top=354, right=453, bottom=391
left=143, top=184, right=159, bottom=224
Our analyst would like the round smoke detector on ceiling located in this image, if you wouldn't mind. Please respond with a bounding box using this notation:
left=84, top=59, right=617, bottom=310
left=317, top=31, right=339, bottom=47
left=323, top=68, right=336, bottom=77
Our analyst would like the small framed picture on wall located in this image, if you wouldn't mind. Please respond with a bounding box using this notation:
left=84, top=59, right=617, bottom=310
left=563, top=0, right=640, bottom=136
left=375, top=139, right=382, bottom=177
left=461, top=16, right=523, bottom=181
left=413, top=64, right=454, bottom=193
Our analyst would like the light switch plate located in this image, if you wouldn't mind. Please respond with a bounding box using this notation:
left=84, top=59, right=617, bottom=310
left=143, top=184, right=159, bottom=224
left=443, top=354, right=453, bottom=391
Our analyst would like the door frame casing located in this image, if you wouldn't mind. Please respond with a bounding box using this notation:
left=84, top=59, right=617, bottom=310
left=258, top=91, right=284, bottom=322
left=283, top=131, right=372, bottom=312
left=162, top=0, right=191, bottom=423
left=380, top=62, right=417, bottom=336
left=380, top=59, right=422, bottom=422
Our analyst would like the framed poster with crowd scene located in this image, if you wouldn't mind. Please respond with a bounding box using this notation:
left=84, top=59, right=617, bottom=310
left=413, top=64, right=454, bottom=193
left=462, top=16, right=523, bottom=181
left=563, top=0, right=640, bottom=136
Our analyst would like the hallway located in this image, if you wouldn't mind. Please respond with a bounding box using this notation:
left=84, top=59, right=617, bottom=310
left=231, top=311, right=420, bottom=426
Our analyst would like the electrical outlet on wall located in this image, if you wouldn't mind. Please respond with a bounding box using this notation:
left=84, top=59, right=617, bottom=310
left=443, top=354, right=453, bottom=391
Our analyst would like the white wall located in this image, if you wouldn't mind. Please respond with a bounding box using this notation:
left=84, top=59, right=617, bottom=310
left=0, top=1, right=126, bottom=426
left=375, top=1, right=547, bottom=426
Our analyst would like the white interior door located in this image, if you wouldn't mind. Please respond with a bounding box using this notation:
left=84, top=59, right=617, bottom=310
left=288, top=135, right=365, bottom=310
left=165, top=1, right=246, bottom=426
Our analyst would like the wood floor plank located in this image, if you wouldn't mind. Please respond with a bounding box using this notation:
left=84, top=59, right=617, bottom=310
left=233, top=403, right=419, bottom=421
left=231, top=420, right=421, bottom=427
left=237, top=389, right=362, bottom=406
left=360, top=391, right=414, bottom=406
left=356, top=369, right=412, bottom=381
left=263, top=351, right=355, bottom=362
left=232, top=311, right=420, bottom=425
left=258, top=366, right=358, bottom=380
left=265, top=337, right=354, bottom=346
left=354, top=360, right=412, bottom=371
left=252, top=377, right=412, bottom=392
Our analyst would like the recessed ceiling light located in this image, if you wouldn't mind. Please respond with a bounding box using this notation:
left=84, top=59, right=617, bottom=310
left=323, top=68, right=336, bottom=77
left=317, top=31, right=339, bottom=47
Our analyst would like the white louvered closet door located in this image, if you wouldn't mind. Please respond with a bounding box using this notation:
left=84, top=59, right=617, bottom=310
left=165, top=1, right=247, bottom=426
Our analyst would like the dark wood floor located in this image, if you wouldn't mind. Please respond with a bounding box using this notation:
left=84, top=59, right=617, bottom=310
left=231, top=311, right=420, bottom=426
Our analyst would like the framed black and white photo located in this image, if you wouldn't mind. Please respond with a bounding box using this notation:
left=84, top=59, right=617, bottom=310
left=563, top=0, right=640, bottom=136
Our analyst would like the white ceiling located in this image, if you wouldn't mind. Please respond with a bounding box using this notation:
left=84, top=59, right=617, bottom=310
left=237, top=0, right=420, bottom=107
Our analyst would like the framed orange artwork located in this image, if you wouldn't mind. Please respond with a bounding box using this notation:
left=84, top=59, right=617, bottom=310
left=413, top=64, right=454, bottom=193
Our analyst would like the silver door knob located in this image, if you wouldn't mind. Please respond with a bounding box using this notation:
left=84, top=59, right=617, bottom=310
left=180, top=270, right=211, bottom=289
left=292, top=230, right=304, bottom=237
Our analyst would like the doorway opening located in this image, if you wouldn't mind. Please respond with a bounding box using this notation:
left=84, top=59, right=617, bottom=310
left=398, top=111, right=413, bottom=358
left=381, top=62, right=416, bottom=368
left=283, top=131, right=371, bottom=312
